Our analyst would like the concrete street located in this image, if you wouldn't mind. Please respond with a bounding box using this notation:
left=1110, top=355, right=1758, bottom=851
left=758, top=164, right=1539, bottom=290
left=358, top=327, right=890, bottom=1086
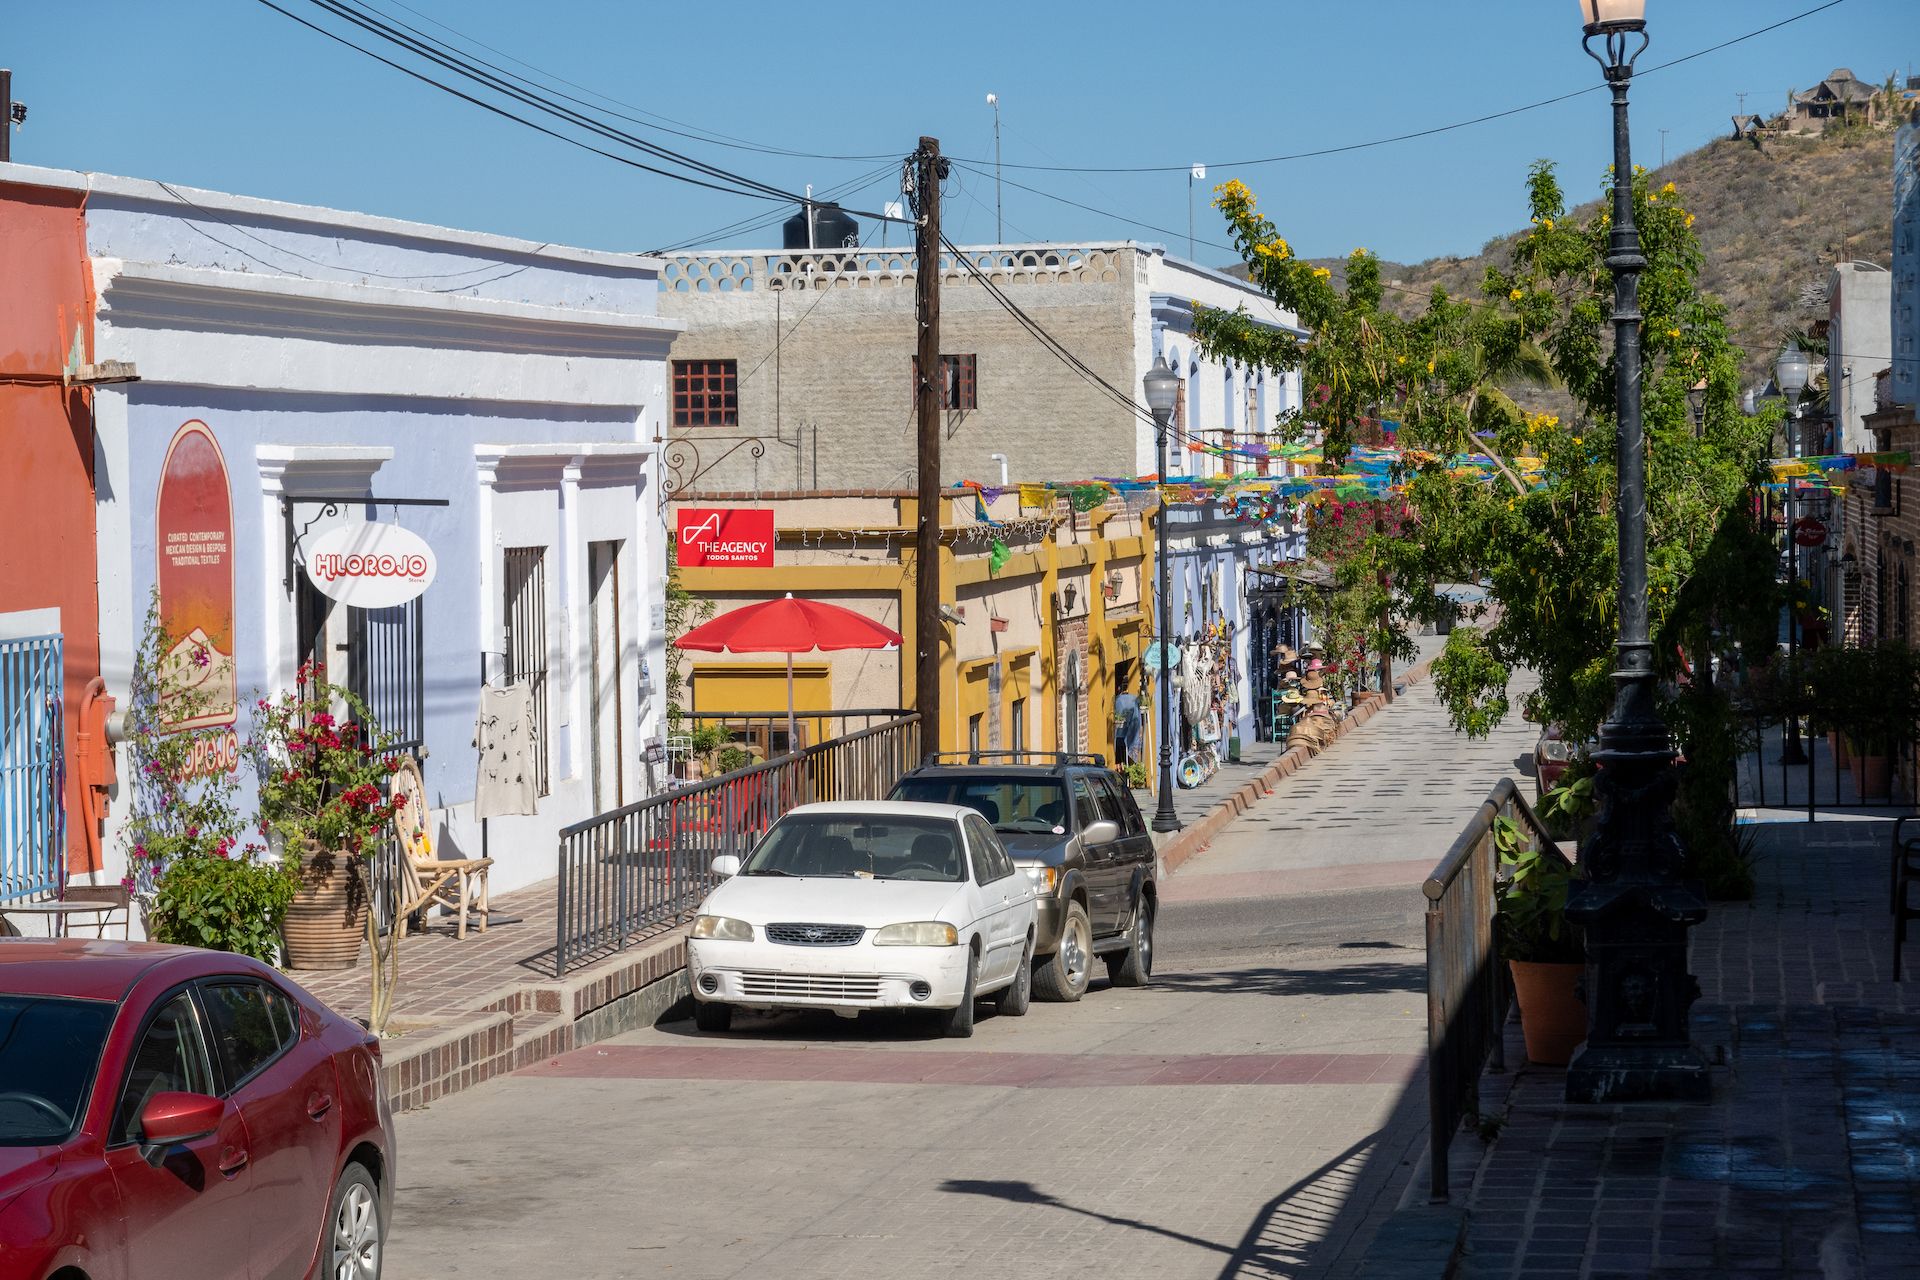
left=384, top=677, right=1540, bottom=1279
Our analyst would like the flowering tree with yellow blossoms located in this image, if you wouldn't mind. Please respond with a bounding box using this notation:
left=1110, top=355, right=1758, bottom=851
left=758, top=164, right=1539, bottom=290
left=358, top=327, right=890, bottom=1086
left=1196, top=162, right=1779, bottom=892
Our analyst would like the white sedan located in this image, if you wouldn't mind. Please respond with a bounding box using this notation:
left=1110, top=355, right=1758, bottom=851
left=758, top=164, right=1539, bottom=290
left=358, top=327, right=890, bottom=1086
left=686, top=801, right=1039, bottom=1038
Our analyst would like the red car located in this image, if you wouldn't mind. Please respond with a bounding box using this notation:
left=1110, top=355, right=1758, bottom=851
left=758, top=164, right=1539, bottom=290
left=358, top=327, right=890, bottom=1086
left=0, top=939, right=394, bottom=1280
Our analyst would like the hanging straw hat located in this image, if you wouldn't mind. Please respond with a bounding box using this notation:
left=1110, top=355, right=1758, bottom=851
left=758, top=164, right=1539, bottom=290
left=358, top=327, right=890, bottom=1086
left=1283, top=669, right=1302, bottom=684
left=1301, top=672, right=1326, bottom=691
left=1273, top=644, right=1299, bottom=663
left=1307, top=658, right=1328, bottom=673
left=1281, top=688, right=1306, bottom=705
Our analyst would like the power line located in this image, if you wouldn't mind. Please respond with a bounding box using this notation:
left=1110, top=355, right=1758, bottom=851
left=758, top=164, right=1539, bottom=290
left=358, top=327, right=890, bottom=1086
left=366, top=0, right=895, bottom=163
left=251, top=0, right=789, bottom=203
left=644, top=163, right=898, bottom=255
left=253, top=0, right=913, bottom=228
left=304, top=0, right=800, bottom=201
left=944, top=0, right=1848, bottom=174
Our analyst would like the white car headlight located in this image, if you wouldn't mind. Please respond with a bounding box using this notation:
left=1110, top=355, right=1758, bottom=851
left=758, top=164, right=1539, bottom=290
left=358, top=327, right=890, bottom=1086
left=1019, top=864, right=1059, bottom=891
left=872, top=921, right=959, bottom=947
left=1539, top=741, right=1574, bottom=763
left=691, top=915, right=753, bottom=942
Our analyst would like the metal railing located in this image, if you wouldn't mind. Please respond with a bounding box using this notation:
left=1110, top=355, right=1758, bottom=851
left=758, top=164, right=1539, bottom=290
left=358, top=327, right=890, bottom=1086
left=1424, top=777, right=1569, bottom=1203
left=0, top=635, right=64, bottom=903
left=555, top=715, right=921, bottom=976
left=678, top=708, right=912, bottom=764
left=1736, top=714, right=1912, bottom=818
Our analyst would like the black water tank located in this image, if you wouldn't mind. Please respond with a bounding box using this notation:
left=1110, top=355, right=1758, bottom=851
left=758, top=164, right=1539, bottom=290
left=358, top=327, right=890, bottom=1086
left=782, top=203, right=859, bottom=251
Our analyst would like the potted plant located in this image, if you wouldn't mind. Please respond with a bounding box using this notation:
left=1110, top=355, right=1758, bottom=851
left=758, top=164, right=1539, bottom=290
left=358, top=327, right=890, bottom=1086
left=123, top=599, right=297, bottom=961
left=249, top=669, right=407, bottom=971
left=1494, top=815, right=1587, bottom=1066
left=1822, top=643, right=1919, bottom=799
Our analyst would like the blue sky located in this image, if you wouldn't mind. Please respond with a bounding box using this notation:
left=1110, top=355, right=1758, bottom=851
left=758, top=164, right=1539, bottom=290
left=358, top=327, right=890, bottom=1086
left=5, top=0, right=1914, bottom=266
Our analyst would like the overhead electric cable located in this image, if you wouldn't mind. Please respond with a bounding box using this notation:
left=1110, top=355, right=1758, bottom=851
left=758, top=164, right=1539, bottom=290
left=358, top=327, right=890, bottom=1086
left=303, top=0, right=800, bottom=201
left=365, top=0, right=896, bottom=162
left=253, top=0, right=912, bottom=227
left=944, top=0, right=1847, bottom=173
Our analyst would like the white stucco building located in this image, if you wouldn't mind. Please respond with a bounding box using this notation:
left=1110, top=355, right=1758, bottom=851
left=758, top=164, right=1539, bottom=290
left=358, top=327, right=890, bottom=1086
left=1, top=161, right=679, bottom=898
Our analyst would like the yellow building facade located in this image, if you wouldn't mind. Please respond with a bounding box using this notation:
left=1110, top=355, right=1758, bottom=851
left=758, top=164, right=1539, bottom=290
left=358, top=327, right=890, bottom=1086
left=672, top=487, right=1151, bottom=763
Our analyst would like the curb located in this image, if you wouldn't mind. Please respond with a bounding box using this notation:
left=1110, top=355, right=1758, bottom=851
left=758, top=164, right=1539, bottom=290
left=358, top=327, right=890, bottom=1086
left=1159, top=657, right=1437, bottom=876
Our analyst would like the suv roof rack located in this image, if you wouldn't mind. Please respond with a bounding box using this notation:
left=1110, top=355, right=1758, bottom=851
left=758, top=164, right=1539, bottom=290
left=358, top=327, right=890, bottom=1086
left=917, top=750, right=1110, bottom=769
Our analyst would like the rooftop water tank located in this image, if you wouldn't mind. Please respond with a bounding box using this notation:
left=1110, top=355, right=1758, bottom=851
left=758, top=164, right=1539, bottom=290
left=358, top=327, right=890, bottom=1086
left=783, top=203, right=859, bottom=251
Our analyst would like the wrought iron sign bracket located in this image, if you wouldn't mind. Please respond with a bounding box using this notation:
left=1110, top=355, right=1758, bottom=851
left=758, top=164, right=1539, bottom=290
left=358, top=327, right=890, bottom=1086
left=281, top=494, right=450, bottom=594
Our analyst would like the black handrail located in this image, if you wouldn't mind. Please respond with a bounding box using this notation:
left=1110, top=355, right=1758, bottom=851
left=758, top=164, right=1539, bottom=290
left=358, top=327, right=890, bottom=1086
left=1423, top=777, right=1569, bottom=1204
left=554, top=715, right=921, bottom=975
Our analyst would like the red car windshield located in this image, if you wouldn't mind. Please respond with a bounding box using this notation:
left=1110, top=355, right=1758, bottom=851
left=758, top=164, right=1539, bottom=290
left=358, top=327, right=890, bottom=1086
left=0, top=994, right=115, bottom=1145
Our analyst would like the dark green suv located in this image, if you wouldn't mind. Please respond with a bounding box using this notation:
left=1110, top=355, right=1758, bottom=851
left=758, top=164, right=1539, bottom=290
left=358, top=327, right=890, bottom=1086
left=889, top=752, right=1157, bottom=1001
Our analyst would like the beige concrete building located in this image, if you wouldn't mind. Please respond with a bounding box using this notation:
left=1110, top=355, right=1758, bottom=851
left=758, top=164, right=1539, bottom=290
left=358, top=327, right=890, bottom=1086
left=654, top=240, right=1305, bottom=494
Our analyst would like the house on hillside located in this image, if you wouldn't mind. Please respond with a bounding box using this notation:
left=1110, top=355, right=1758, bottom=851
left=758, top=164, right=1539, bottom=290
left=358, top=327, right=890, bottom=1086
left=1789, top=69, right=1884, bottom=134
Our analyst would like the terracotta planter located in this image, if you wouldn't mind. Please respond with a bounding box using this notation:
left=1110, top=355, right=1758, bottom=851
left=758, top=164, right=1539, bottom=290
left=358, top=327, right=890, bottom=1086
left=1509, top=959, right=1588, bottom=1066
left=281, top=845, right=367, bottom=971
left=1858, top=753, right=1892, bottom=799
left=1830, top=732, right=1850, bottom=768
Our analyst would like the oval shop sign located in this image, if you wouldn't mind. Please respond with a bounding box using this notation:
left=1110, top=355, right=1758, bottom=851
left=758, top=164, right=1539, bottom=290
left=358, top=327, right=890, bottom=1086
left=305, top=522, right=437, bottom=608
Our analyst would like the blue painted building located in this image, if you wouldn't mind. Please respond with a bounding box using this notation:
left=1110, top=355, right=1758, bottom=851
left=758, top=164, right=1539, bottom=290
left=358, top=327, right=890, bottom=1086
left=5, top=163, right=680, bottom=897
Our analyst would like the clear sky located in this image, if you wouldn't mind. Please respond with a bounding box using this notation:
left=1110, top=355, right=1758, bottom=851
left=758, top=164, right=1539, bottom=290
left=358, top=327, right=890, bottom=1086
left=4, top=0, right=1915, bottom=267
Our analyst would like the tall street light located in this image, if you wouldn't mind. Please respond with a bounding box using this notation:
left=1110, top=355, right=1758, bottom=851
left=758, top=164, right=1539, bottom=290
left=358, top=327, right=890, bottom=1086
left=1776, top=341, right=1813, bottom=766
left=985, top=93, right=1002, bottom=244
left=1562, top=0, right=1711, bottom=1104
left=1144, top=355, right=1183, bottom=833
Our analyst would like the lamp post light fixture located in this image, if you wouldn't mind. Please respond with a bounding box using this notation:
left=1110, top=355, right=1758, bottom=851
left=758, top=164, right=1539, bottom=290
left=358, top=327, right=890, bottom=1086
left=1144, top=355, right=1183, bottom=834
left=1775, top=342, right=1814, bottom=766
left=1687, top=378, right=1708, bottom=438
left=1562, top=0, right=1711, bottom=1104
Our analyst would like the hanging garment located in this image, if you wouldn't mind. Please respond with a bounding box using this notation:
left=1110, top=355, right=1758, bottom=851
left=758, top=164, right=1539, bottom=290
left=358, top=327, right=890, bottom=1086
left=474, top=683, right=540, bottom=818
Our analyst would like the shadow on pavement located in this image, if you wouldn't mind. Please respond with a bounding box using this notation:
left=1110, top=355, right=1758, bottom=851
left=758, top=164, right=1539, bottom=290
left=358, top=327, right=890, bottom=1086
left=943, top=1125, right=1409, bottom=1278
left=1151, top=961, right=1424, bottom=998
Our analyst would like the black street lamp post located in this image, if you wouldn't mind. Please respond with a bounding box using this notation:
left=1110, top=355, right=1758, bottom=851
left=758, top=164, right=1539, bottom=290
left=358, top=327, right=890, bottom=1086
left=1144, top=356, right=1183, bottom=834
left=1563, top=0, right=1710, bottom=1104
left=1777, top=344, right=1813, bottom=766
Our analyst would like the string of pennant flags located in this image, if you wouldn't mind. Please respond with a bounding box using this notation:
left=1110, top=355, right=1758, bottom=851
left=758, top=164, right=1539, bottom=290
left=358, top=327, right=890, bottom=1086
left=1765, top=450, right=1910, bottom=490
left=962, top=442, right=1548, bottom=528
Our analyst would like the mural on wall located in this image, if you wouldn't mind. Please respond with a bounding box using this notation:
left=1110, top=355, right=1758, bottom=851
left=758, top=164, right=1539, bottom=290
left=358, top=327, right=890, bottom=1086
left=154, top=420, right=238, bottom=752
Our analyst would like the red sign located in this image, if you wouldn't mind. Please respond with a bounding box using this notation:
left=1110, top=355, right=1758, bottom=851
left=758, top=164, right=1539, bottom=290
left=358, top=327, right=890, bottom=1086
left=1792, top=516, right=1829, bottom=548
left=154, top=420, right=237, bottom=739
left=677, top=508, right=774, bottom=567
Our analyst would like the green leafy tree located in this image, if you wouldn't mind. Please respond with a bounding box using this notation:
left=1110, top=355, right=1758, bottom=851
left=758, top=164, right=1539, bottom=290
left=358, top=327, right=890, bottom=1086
left=1197, top=164, right=1776, bottom=893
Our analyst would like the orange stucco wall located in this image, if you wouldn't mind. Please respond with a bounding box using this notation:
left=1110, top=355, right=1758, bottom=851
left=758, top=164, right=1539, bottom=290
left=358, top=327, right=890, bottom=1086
left=0, top=181, right=100, bottom=873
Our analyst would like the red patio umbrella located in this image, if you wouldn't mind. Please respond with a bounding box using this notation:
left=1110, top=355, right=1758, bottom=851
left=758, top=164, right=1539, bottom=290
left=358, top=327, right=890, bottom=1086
left=674, top=595, right=903, bottom=749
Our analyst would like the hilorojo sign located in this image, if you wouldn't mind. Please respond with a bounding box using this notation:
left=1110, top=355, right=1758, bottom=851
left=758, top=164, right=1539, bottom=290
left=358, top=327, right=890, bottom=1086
left=306, top=522, right=438, bottom=607
left=677, top=507, right=774, bottom=567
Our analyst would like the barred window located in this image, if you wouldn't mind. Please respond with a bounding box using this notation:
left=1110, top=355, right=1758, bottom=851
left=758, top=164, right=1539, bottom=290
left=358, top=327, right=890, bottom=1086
left=673, top=359, right=738, bottom=428
left=912, top=354, right=978, bottom=410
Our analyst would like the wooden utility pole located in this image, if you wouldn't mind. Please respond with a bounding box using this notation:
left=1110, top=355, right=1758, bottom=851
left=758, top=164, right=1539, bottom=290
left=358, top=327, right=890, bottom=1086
left=911, top=136, right=948, bottom=748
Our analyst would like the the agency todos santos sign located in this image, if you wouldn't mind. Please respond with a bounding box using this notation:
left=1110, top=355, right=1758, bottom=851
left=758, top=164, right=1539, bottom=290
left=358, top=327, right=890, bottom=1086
left=677, top=507, right=774, bottom=567
left=305, top=522, right=438, bottom=608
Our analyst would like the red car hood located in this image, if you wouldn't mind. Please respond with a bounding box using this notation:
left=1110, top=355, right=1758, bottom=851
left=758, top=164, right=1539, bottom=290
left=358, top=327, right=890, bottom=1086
left=0, top=1145, right=58, bottom=1211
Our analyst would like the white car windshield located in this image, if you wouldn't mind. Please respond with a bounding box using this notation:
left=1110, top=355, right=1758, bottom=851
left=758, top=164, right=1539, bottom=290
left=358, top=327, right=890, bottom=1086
left=741, top=815, right=966, bottom=882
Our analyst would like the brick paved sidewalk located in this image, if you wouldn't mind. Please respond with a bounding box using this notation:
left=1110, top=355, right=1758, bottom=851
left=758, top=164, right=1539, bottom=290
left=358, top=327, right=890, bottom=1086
left=1456, top=819, right=1920, bottom=1280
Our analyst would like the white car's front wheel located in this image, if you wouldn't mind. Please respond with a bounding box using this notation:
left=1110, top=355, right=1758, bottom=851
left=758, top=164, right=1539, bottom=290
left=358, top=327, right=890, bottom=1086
left=938, top=949, right=978, bottom=1038
left=694, top=1000, right=734, bottom=1033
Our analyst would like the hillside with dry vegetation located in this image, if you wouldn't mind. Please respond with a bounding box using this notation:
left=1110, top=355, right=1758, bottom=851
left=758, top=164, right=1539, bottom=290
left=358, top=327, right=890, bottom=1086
left=1382, top=126, right=1896, bottom=405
